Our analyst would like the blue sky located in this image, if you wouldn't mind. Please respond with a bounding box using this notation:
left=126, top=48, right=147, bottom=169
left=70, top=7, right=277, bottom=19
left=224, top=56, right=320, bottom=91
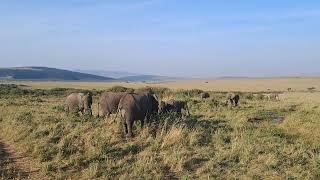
left=0, top=0, right=319, bottom=77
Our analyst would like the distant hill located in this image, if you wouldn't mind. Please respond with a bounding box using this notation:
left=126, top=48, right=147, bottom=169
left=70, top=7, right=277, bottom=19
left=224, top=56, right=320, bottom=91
left=74, top=69, right=180, bottom=82
left=74, top=69, right=139, bottom=79
left=118, top=75, right=179, bottom=82
left=0, top=67, right=114, bottom=81
left=217, top=76, right=250, bottom=79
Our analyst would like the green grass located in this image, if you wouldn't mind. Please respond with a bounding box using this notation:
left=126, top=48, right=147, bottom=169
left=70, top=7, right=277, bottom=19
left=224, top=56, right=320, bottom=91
left=0, top=84, right=319, bottom=179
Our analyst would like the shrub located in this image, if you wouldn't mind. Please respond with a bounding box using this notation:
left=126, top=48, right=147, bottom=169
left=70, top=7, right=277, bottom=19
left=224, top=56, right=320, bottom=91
left=33, top=145, right=58, bottom=162
left=244, top=94, right=254, bottom=100
left=47, top=88, right=71, bottom=96
left=176, top=89, right=203, bottom=97
left=16, top=111, right=33, bottom=123
left=58, top=135, right=84, bottom=158
left=136, top=87, right=170, bottom=95
left=108, top=86, right=130, bottom=92
left=53, top=105, right=65, bottom=112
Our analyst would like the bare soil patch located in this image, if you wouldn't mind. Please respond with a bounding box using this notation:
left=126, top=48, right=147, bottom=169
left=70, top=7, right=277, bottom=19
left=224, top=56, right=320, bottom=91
left=0, top=139, right=48, bottom=179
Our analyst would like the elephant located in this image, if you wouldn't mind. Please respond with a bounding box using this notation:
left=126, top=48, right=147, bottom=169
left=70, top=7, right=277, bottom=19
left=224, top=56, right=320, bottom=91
left=262, top=93, right=280, bottom=101
left=158, top=101, right=170, bottom=114
left=200, top=92, right=210, bottom=99
left=118, top=92, right=159, bottom=138
left=98, top=91, right=127, bottom=118
left=271, top=93, right=280, bottom=101
left=226, top=93, right=240, bottom=107
left=158, top=100, right=190, bottom=116
left=65, top=92, right=93, bottom=116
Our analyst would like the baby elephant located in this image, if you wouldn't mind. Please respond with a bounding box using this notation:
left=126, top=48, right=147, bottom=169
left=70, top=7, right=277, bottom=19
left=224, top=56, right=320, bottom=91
left=226, top=93, right=240, bottom=107
left=65, top=92, right=93, bottom=116
left=158, top=100, right=190, bottom=116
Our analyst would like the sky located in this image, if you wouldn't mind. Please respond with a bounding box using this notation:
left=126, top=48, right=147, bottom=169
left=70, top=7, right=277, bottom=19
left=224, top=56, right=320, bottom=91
left=0, top=0, right=319, bottom=78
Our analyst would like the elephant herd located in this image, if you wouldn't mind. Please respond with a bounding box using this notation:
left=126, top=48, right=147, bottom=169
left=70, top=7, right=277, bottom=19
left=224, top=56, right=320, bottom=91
left=64, top=91, right=240, bottom=138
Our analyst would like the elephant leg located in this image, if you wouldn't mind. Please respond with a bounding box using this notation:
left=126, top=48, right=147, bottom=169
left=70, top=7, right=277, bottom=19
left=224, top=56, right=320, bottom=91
left=123, top=120, right=128, bottom=135
left=141, top=119, right=144, bottom=129
left=79, top=107, right=84, bottom=115
left=178, top=109, right=182, bottom=117
left=101, top=111, right=107, bottom=119
left=65, top=106, right=69, bottom=114
left=127, top=120, right=134, bottom=138
left=144, top=113, right=151, bottom=124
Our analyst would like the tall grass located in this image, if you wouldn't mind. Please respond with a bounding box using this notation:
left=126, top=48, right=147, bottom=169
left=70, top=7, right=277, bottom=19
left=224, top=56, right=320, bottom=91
left=0, top=85, right=319, bottom=179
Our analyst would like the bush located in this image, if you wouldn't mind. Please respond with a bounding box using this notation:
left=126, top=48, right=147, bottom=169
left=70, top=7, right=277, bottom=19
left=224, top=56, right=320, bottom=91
left=34, top=145, right=58, bottom=162
left=47, top=88, right=71, bottom=96
left=16, top=111, right=33, bottom=123
left=137, top=87, right=168, bottom=93
left=33, top=89, right=47, bottom=96
left=176, top=89, right=203, bottom=97
left=108, top=86, right=131, bottom=92
left=244, top=94, right=254, bottom=100
left=53, top=105, right=65, bottom=112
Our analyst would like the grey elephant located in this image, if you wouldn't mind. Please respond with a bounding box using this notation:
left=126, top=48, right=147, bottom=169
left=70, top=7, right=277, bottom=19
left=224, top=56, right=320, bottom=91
left=118, top=92, right=159, bottom=138
left=226, top=93, right=240, bottom=107
left=158, top=100, right=190, bottom=116
left=65, top=92, right=92, bottom=116
left=200, top=92, right=210, bottom=99
left=98, top=91, right=127, bottom=118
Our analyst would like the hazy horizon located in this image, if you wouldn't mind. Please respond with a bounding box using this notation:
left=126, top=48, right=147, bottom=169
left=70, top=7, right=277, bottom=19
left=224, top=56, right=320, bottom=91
left=1, top=1, right=319, bottom=78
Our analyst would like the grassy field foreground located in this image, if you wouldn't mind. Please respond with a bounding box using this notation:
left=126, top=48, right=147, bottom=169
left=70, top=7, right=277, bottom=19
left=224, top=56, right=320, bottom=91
left=0, top=84, right=320, bottom=179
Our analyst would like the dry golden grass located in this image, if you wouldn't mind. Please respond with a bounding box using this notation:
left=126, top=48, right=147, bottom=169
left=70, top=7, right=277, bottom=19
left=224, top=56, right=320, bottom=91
left=3, top=77, right=320, bottom=92
left=0, top=81, right=320, bottom=179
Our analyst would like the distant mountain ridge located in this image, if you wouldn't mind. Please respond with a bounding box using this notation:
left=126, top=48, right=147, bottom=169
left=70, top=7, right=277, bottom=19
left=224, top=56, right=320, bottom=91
left=0, top=67, right=180, bottom=82
left=74, top=69, right=180, bottom=82
left=0, top=67, right=114, bottom=81
left=74, top=69, right=140, bottom=79
left=118, top=75, right=177, bottom=82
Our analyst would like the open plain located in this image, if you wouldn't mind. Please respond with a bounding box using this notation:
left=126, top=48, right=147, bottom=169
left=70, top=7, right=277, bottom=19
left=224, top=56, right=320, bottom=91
left=0, top=78, right=320, bottom=179
left=3, top=77, right=320, bottom=92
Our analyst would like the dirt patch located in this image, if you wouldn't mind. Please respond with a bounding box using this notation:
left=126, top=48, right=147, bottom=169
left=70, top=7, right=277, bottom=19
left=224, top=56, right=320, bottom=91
left=0, top=139, right=48, bottom=179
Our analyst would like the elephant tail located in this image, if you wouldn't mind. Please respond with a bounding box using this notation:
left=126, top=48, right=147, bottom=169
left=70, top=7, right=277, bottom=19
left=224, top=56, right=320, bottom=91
left=97, top=102, right=100, bottom=117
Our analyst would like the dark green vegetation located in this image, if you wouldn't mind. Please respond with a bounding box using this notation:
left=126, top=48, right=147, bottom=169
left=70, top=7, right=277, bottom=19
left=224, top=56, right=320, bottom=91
left=0, top=142, right=23, bottom=179
left=0, top=67, right=114, bottom=81
left=0, top=84, right=319, bottom=179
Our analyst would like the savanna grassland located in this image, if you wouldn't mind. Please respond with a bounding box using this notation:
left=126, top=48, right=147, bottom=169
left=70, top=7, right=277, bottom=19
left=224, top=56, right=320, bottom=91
left=3, top=77, right=320, bottom=92
left=0, top=80, right=320, bottom=179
